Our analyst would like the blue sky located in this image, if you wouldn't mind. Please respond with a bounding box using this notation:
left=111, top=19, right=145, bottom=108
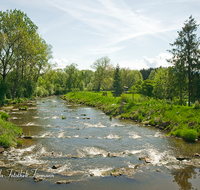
left=1, top=0, right=200, bottom=70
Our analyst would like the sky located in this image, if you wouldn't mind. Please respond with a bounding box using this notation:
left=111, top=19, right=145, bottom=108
left=1, top=0, right=200, bottom=70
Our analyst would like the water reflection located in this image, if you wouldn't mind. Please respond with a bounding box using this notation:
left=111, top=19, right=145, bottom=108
left=171, top=166, right=198, bottom=190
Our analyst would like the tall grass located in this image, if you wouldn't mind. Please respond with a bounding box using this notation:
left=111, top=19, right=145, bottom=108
left=0, top=112, right=22, bottom=148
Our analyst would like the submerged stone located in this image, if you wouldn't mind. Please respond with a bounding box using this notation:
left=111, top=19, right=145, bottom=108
left=33, top=177, right=44, bottom=182
left=110, top=167, right=136, bottom=177
left=55, top=180, right=74, bottom=184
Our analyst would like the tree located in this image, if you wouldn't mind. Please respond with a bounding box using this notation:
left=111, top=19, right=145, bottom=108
left=91, top=56, right=111, bottom=92
left=168, top=16, right=200, bottom=106
left=65, top=63, right=79, bottom=92
left=0, top=9, right=52, bottom=101
left=121, top=68, right=143, bottom=88
left=140, top=79, right=154, bottom=97
left=140, top=68, right=155, bottom=80
left=0, top=9, right=38, bottom=82
left=153, top=67, right=169, bottom=99
left=148, top=70, right=156, bottom=80
left=112, top=64, right=123, bottom=97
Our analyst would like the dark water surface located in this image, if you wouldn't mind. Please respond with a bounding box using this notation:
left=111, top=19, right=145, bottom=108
left=1, top=96, right=200, bottom=190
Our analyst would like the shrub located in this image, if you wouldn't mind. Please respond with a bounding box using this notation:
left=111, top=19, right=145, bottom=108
left=193, top=100, right=200, bottom=109
left=24, top=106, right=28, bottom=110
left=121, top=93, right=132, bottom=103
left=183, top=129, right=198, bottom=142
left=17, top=98, right=24, bottom=103
left=173, top=129, right=183, bottom=137
left=62, top=116, right=66, bottom=119
left=0, top=134, right=14, bottom=148
left=17, top=139, right=23, bottom=147
left=0, top=112, right=9, bottom=121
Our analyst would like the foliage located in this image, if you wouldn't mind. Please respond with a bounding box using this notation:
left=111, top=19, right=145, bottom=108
left=0, top=112, right=9, bottom=121
left=0, top=9, right=52, bottom=102
left=183, top=129, right=198, bottom=142
left=91, top=56, right=112, bottom=92
left=121, top=68, right=143, bottom=88
left=0, top=118, right=22, bottom=148
left=168, top=16, right=200, bottom=106
left=17, top=139, right=23, bottom=146
left=193, top=100, right=200, bottom=109
left=112, top=64, right=123, bottom=97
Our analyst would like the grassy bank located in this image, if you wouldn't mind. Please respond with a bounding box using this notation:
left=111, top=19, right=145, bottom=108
left=0, top=112, right=23, bottom=148
left=64, top=91, right=200, bottom=142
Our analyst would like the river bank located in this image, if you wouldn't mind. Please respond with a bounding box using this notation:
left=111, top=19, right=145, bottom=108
left=64, top=91, right=200, bottom=142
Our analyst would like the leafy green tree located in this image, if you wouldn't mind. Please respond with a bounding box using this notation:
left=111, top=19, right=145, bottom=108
left=0, top=9, right=52, bottom=101
left=91, top=56, right=111, bottom=92
left=140, top=79, right=154, bottom=97
left=148, top=70, right=156, bottom=80
left=112, top=64, right=123, bottom=97
left=168, top=16, right=200, bottom=106
left=153, top=67, right=169, bottom=99
left=65, top=63, right=82, bottom=92
left=121, top=68, right=143, bottom=88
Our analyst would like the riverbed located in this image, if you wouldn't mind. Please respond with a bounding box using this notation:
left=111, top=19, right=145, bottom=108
left=1, top=96, right=200, bottom=190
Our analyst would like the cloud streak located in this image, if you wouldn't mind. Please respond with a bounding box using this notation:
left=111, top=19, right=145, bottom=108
left=47, top=0, right=179, bottom=54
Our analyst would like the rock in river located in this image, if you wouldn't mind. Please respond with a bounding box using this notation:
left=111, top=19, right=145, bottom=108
left=110, top=167, right=136, bottom=177
left=33, top=177, right=44, bottom=182
left=52, top=164, right=62, bottom=169
left=55, top=180, right=74, bottom=184
left=145, top=157, right=151, bottom=163
left=176, top=156, right=190, bottom=161
left=23, top=136, right=33, bottom=139
left=0, top=147, right=4, bottom=154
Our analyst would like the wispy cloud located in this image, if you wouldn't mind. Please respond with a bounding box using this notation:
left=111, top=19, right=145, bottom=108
left=47, top=0, right=180, bottom=56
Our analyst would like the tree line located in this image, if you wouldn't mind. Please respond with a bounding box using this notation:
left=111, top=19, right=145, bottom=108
left=0, top=10, right=200, bottom=106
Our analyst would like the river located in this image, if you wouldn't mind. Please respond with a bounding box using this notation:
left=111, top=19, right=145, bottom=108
left=1, top=96, right=200, bottom=190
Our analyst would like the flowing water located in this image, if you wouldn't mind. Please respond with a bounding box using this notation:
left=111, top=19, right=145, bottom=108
left=1, top=96, right=200, bottom=190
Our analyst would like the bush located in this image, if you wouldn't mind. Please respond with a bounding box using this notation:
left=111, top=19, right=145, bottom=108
left=0, top=112, right=9, bottom=121
left=17, top=139, right=23, bottom=146
left=24, top=106, right=28, bottom=111
left=183, top=129, right=199, bottom=142
left=173, top=129, right=183, bottom=137
left=16, top=98, right=24, bottom=103
left=121, top=93, right=132, bottom=103
left=0, top=134, right=14, bottom=148
left=193, top=100, right=200, bottom=109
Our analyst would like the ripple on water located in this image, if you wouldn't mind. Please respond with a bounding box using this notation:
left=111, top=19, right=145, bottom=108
left=128, top=131, right=142, bottom=139
left=82, top=147, right=108, bottom=157
left=105, top=134, right=120, bottom=139
left=83, top=122, right=107, bottom=128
